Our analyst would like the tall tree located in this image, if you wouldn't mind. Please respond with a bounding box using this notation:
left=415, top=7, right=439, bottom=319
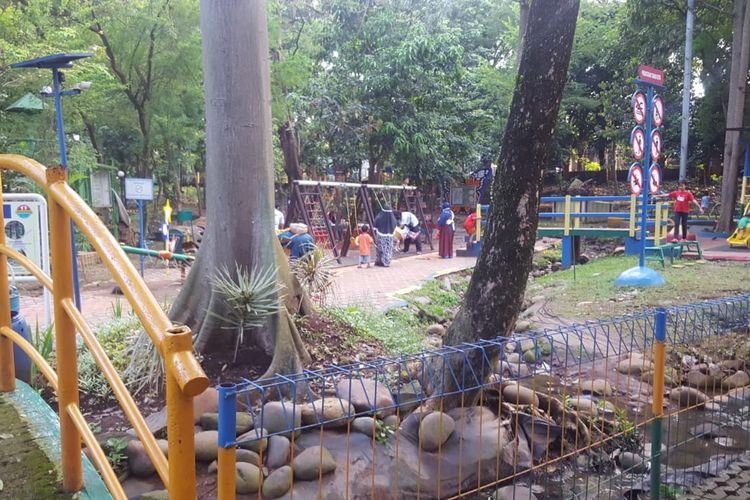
left=170, top=0, right=310, bottom=377
left=718, top=0, right=750, bottom=232
left=432, top=0, right=580, bottom=405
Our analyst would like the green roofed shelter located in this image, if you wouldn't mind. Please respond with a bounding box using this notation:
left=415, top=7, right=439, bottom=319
left=5, top=93, right=47, bottom=112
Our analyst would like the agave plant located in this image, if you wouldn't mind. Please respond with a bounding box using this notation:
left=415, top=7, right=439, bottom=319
left=210, top=263, right=282, bottom=362
left=292, top=246, right=336, bottom=308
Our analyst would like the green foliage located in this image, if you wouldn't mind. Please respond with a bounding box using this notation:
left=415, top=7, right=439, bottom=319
left=30, top=324, right=54, bottom=391
left=104, top=437, right=129, bottom=474
left=583, top=161, right=601, bottom=172
left=659, top=484, right=684, bottom=500
left=375, top=424, right=396, bottom=446
left=325, top=306, right=427, bottom=355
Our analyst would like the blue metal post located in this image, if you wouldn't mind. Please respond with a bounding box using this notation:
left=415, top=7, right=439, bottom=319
left=138, top=200, right=145, bottom=278
left=744, top=141, right=750, bottom=178
left=639, top=86, right=654, bottom=268
left=52, top=69, right=82, bottom=310
left=650, top=308, right=667, bottom=499
left=562, top=235, right=573, bottom=269
left=217, top=383, right=238, bottom=499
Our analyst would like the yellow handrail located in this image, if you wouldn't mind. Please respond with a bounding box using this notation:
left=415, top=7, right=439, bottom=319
left=0, top=154, right=208, bottom=498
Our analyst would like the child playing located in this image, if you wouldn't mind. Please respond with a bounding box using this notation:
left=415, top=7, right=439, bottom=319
left=355, top=225, right=374, bottom=268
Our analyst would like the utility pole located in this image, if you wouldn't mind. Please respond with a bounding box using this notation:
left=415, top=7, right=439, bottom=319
left=679, top=0, right=695, bottom=182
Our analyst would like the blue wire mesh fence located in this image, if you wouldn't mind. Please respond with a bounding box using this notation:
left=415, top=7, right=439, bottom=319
left=213, top=293, right=750, bottom=499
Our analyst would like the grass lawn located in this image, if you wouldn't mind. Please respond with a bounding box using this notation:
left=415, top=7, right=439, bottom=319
left=527, top=256, right=750, bottom=320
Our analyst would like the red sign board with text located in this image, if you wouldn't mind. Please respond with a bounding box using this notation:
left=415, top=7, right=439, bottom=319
left=638, top=65, right=665, bottom=86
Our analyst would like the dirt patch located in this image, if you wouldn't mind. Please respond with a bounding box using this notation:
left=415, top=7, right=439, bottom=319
left=297, top=311, right=386, bottom=366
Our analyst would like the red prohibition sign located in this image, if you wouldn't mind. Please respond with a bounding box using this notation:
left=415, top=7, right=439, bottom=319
left=629, top=163, right=643, bottom=195
left=650, top=129, right=662, bottom=162
left=631, top=126, right=646, bottom=160
left=652, top=95, right=665, bottom=127
left=632, top=91, right=647, bottom=125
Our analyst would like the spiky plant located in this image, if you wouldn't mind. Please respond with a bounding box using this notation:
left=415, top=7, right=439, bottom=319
left=210, top=263, right=282, bottom=362
left=292, top=246, right=336, bottom=308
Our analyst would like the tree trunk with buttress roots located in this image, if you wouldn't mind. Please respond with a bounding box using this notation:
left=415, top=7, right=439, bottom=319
left=427, top=0, right=580, bottom=409
left=170, top=0, right=311, bottom=378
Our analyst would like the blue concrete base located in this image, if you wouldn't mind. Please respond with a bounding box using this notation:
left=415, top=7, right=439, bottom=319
left=457, top=239, right=482, bottom=257
left=615, top=266, right=666, bottom=288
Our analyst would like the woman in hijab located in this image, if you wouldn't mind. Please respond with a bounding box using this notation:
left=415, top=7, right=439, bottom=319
left=373, top=203, right=398, bottom=266
left=437, top=201, right=455, bottom=258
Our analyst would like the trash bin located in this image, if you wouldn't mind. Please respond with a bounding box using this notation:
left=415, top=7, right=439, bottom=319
left=9, top=286, right=31, bottom=383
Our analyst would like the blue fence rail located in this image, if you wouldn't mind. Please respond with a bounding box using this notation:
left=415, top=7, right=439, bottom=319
left=214, top=293, right=750, bottom=499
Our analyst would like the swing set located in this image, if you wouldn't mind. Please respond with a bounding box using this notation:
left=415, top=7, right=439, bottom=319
left=290, top=180, right=434, bottom=262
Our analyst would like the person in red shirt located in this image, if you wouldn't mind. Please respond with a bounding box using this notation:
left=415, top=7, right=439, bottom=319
left=655, top=182, right=703, bottom=240
left=464, top=208, right=478, bottom=243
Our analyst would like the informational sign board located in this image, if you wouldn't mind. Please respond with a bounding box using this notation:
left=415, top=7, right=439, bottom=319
left=638, top=64, right=665, bottom=86
left=124, top=177, right=154, bottom=201
left=632, top=91, right=647, bottom=124
left=629, top=163, right=643, bottom=195
left=631, top=126, right=646, bottom=160
left=90, top=171, right=112, bottom=208
left=649, top=164, right=662, bottom=194
left=3, top=193, right=51, bottom=325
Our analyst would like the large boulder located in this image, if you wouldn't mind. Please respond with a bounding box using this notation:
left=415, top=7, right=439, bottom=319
left=502, top=383, right=539, bottom=407
left=352, top=417, right=380, bottom=437
left=336, top=378, right=395, bottom=416
left=427, top=324, right=446, bottom=337
left=419, top=412, right=455, bottom=452
left=293, top=446, right=337, bottom=481
left=395, top=381, right=424, bottom=413
left=235, top=462, right=261, bottom=494
left=686, top=370, right=719, bottom=390
left=237, top=428, right=268, bottom=454
left=193, top=387, right=219, bottom=423
left=300, top=398, right=354, bottom=428
left=569, top=397, right=598, bottom=418
left=263, top=465, right=293, bottom=498
left=262, top=401, right=302, bottom=437
left=616, top=355, right=652, bottom=375
left=194, top=430, right=219, bottom=462
left=722, top=371, right=750, bottom=390
left=199, top=412, right=253, bottom=434
left=580, top=379, right=613, bottom=396
left=125, top=440, right=157, bottom=477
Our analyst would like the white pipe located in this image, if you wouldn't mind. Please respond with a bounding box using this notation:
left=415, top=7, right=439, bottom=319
left=294, top=179, right=417, bottom=190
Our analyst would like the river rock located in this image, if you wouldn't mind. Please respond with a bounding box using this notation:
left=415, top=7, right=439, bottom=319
left=262, top=401, right=302, bottom=437
left=616, top=355, right=652, bottom=375
left=192, top=387, right=219, bottom=423
left=669, top=387, right=708, bottom=406
left=494, top=485, right=539, bottom=500
left=140, top=491, right=169, bottom=500
left=727, top=386, right=750, bottom=401
left=689, top=422, right=730, bottom=439
left=383, top=415, right=400, bottom=428
left=569, top=397, right=598, bottom=418
left=515, top=321, right=532, bottom=332
left=267, top=435, right=290, bottom=469
left=580, top=379, right=613, bottom=396
left=419, top=412, right=456, bottom=452
left=293, top=446, right=337, bottom=481
left=502, top=383, right=539, bottom=407
left=505, top=353, right=522, bottom=365
left=722, top=371, right=750, bottom=389
left=352, top=417, right=380, bottom=437
left=427, top=324, right=446, bottom=337
left=721, top=360, right=746, bottom=371
left=686, top=370, right=719, bottom=389
left=523, top=350, right=537, bottom=363
left=618, top=451, right=648, bottom=473
left=194, top=430, right=219, bottom=462
left=337, top=378, right=395, bottom=416
left=207, top=449, right=260, bottom=474
left=199, top=412, right=253, bottom=434
left=641, top=367, right=680, bottom=386
left=396, top=382, right=424, bottom=413
left=235, top=462, right=261, bottom=494
left=497, top=360, right=531, bottom=378
left=125, top=440, right=156, bottom=477
left=237, top=428, right=268, bottom=454
left=301, top=398, right=355, bottom=427
left=263, top=465, right=292, bottom=498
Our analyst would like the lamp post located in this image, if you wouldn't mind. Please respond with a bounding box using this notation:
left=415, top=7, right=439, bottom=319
left=11, top=53, right=93, bottom=310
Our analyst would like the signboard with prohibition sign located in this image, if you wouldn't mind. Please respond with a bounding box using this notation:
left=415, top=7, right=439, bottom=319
left=631, top=126, right=646, bottom=160
left=649, top=164, right=662, bottom=194
left=650, top=129, right=662, bottom=162
left=652, top=95, right=665, bottom=127
left=632, top=91, right=647, bottom=124
left=629, top=162, right=644, bottom=195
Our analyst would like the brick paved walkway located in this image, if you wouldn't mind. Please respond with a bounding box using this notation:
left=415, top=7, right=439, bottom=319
left=19, top=251, right=477, bottom=328
left=679, top=453, right=750, bottom=499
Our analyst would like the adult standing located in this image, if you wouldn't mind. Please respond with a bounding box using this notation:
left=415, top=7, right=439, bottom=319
left=373, top=204, right=398, bottom=267
left=437, top=202, right=455, bottom=258
left=655, top=182, right=703, bottom=240
left=274, top=205, right=285, bottom=229
left=398, top=209, right=422, bottom=254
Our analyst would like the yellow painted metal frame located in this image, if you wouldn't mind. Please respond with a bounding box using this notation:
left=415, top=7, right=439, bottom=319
left=563, top=195, right=571, bottom=236
left=629, top=194, right=637, bottom=237
left=475, top=203, right=481, bottom=242
left=0, top=154, right=208, bottom=499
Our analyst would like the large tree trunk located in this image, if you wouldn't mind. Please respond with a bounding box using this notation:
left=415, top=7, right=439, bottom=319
left=518, top=0, right=531, bottom=63
left=718, top=0, right=750, bottom=232
left=429, top=0, right=580, bottom=408
left=279, top=121, right=302, bottom=222
left=170, top=0, right=310, bottom=378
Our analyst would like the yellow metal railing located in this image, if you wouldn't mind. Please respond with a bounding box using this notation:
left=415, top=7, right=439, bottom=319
left=0, top=154, right=208, bottom=499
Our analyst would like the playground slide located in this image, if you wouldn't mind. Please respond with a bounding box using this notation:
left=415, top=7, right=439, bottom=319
left=726, top=203, right=750, bottom=248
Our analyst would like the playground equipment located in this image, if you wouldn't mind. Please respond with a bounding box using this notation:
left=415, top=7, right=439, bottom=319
left=471, top=195, right=671, bottom=268
left=0, top=154, right=208, bottom=498
left=727, top=202, right=750, bottom=248
left=290, top=180, right=433, bottom=261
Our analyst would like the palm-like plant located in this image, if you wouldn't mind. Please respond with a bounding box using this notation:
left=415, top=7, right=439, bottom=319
left=210, top=263, right=282, bottom=362
left=292, top=246, right=336, bottom=308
